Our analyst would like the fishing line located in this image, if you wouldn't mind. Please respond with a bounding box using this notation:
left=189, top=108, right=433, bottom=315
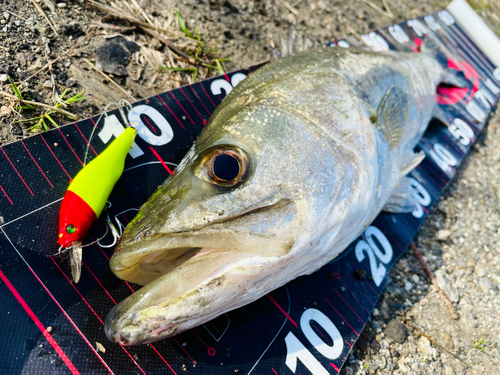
left=82, top=99, right=137, bottom=166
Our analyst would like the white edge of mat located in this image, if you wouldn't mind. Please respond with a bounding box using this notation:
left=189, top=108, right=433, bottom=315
left=447, top=0, right=500, bottom=68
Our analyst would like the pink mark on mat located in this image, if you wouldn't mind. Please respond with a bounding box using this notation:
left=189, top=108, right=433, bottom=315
left=143, top=116, right=157, bottom=133
left=40, top=134, right=72, bottom=181
left=57, top=128, right=84, bottom=166
left=188, top=86, right=212, bottom=116
left=172, top=336, right=196, bottom=364
left=0, top=269, right=80, bottom=374
left=149, top=147, right=173, bottom=174
left=1, top=147, right=34, bottom=196
left=331, top=287, right=365, bottom=324
left=324, top=297, right=359, bottom=336
left=267, top=293, right=298, bottom=328
left=157, top=95, right=185, bottom=129
left=330, top=363, right=340, bottom=373
left=0, top=184, right=13, bottom=205
left=74, top=123, right=98, bottom=156
left=199, top=83, right=217, bottom=108
left=21, top=140, right=54, bottom=188
left=179, top=87, right=206, bottom=123
left=51, top=258, right=146, bottom=375
left=169, top=91, right=195, bottom=126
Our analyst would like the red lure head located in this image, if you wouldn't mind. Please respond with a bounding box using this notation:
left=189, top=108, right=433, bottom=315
left=58, top=190, right=97, bottom=248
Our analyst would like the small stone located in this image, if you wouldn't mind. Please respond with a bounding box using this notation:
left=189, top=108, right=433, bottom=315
left=386, top=319, right=407, bottom=344
left=435, top=270, right=459, bottom=302
left=373, top=308, right=380, bottom=316
left=343, top=366, right=354, bottom=375
left=411, top=274, right=420, bottom=283
left=436, top=229, right=451, bottom=241
left=66, top=77, right=77, bottom=87
left=57, top=2, right=67, bottom=8
left=95, top=36, right=139, bottom=76
left=443, top=367, right=456, bottom=375
left=14, top=20, right=20, bottom=27
left=443, top=331, right=452, bottom=348
left=316, top=0, right=327, bottom=10
left=398, top=358, right=409, bottom=373
left=46, top=326, right=52, bottom=333
left=64, top=60, right=72, bottom=68
left=96, top=342, right=106, bottom=353
left=417, top=336, right=431, bottom=356
left=354, top=269, right=366, bottom=280
left=479, top=277, right=492, bottom=293
left=473, top=223, right=481, bottom=232
left=474, top=264, right=487, bottom=277
left=374, top=355, right=387, bottom=369
left=0, top=106, right=12, bottom=118
left=404, top=280, right=413, bottom=291
left=43, top=80, right=53, bottom=89
left=3, top=12, right=9, bottom=20
left=17, top=52, right=36, bottom=66
left=0, top=74, right=7, bottom=82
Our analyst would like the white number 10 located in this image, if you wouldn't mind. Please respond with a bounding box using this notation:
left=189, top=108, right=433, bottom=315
left=285, top=309, right=344, bottom=374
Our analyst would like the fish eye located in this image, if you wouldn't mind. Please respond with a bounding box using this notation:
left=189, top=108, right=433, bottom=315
left=213, top=154, right=240, bottom=181
left=66, top=224, right=76, bottom=234
left=198, top=146, right=249, bottom=187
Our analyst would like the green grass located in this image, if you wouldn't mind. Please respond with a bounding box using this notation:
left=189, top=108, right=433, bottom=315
left=10, top=85, right=85, bottom=133
left=161, top=10, right=230, bottom=80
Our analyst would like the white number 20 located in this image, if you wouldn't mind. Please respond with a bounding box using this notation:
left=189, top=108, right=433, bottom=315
left=355, top=226, right=393, bottom=287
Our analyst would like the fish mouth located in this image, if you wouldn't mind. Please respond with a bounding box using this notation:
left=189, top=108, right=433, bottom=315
left=111, top=244, right=204, bottom=286
left=105, top=199, right=296, bottom=345
left=110, top=197, right=294, bottom=286
left=105, top=244, right=267, bottom=345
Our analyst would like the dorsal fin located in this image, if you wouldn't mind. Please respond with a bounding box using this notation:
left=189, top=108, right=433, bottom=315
left=374, top=86, right=409, bottom=149
left=279, top=27, right=315, bottom=58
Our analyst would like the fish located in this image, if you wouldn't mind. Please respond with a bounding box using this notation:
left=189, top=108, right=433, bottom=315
left=104, top=45, right=462, bottom=345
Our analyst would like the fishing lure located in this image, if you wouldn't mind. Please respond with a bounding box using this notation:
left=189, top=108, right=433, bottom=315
left=58, top=102, right=136, bottom=282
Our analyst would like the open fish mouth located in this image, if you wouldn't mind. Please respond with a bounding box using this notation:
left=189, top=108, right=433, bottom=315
left=104, top=198, right=297, bottom=345
left=110, top=245, right=204, bottom=286
left=105, top=240, right=270, bottom=345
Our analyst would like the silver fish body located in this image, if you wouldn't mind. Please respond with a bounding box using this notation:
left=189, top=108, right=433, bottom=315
left=104, top=47, right=443, bottom=345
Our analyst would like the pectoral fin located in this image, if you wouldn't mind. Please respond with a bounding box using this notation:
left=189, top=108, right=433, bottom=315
left=279, top=27, right=315, bottom=57
left=383, top=177, right=419, bottom=213
left=374, top=86, right=409, bottom=149
left=400, top=150, right=425, bottom=176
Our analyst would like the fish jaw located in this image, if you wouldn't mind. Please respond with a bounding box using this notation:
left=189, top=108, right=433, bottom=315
left=105, top=196, right=300, bottom=345
left=104, top=250, right=284, bottom=345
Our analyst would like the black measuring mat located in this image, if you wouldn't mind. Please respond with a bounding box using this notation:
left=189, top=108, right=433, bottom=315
left=0, top=9, right=499, bottom=375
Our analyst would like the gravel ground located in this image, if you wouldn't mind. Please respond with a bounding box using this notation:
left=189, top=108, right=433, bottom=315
left=345, top=114, right=500, bottom=374
left=1, top=0, right=500, bottom=374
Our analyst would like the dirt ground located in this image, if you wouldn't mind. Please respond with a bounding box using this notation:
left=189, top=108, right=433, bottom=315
left=1, top=0, right=500, bottom=374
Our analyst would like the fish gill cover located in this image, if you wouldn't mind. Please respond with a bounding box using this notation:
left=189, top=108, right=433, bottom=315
left=0, top=9, right=499, bottom=375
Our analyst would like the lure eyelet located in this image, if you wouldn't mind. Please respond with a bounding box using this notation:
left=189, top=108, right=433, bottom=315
left=197, top=146, right=250, bottom=187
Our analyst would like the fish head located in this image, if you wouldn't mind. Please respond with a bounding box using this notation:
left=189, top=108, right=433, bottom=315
left=105, top=67, right=368, bottom=345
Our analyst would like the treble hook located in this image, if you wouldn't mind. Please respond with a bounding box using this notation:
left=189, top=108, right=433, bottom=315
left=98, top=202, right=123, bottom=248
